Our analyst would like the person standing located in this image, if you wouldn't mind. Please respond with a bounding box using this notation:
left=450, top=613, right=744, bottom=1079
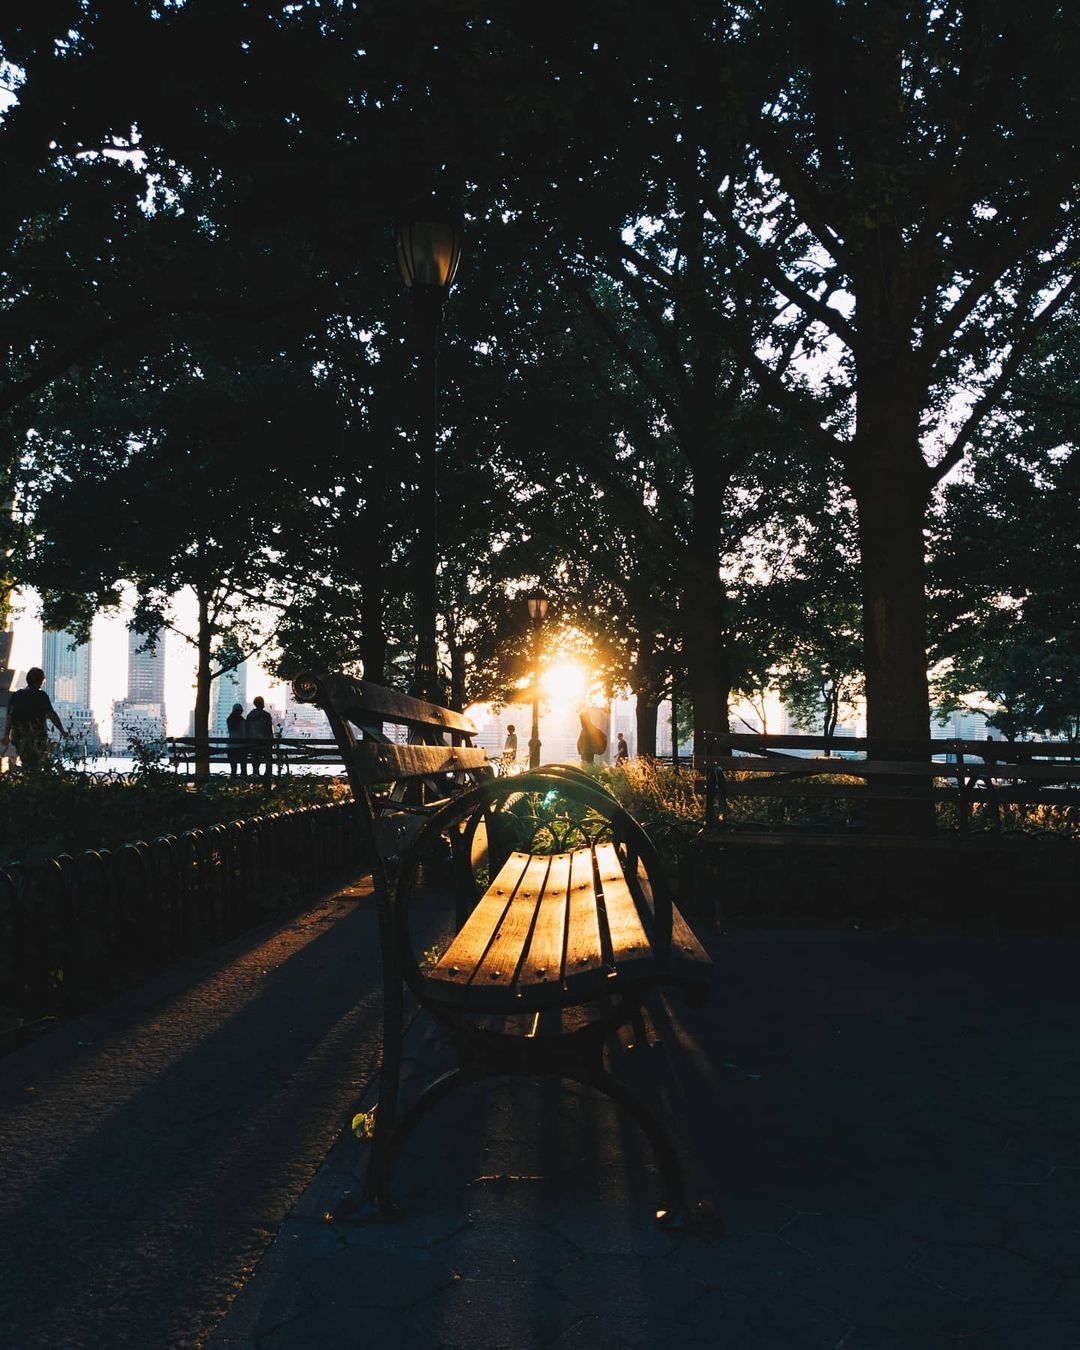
left=246, top=695, right=274, bottom=782
left=226, top=701, right=248, bottom=779
left=502, top=723, right=518, bottom=767
left=576, top=707, right=608, bottom=767
left=1, top=667, right=66, bottom=771
left=615, top=731, right=629, bottom=764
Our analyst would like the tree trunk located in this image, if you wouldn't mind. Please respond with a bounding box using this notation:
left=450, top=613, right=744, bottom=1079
left=670, top=678, right=679, bottom=766
left=359, top=566, right=388, bottom=686
left=635, top=694, right=659, bottom=759
left=684, top=465, right=731, bottom=753
left=193, top=587, right=213, bottom=780
left=356, top=468, right=390, bottom=685
left=849, top=380, right=934, bottom=831
left=447, top=636, right=467, bottom=713
left=630, top=640, right=665, bottom=758
left=823, top=684, right=839, bottom=752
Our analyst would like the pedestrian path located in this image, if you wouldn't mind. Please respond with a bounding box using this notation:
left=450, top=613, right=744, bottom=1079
left=210, top=923, right=1080, bottom=1350
left=0, top=877, right=385, bottom=1350
left=4, top=879, right=1080, bottom=1350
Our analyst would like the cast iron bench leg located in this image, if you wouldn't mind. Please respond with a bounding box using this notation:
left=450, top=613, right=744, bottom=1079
left=361, top=1057, right=687, bottom=1227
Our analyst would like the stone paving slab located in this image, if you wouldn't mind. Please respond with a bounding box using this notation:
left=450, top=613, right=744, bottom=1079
left=210, top=927, right=1080, bottom=1350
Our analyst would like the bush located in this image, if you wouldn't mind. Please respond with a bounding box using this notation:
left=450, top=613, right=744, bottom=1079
left=601, top=760, right=1080, bottom=840
left=0, top=770, right=348, bottom=869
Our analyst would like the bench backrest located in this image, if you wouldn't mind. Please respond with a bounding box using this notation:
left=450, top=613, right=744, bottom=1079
left=291, top=671, right=489, bottom=792
left=290, top=672, right=491, bottom=927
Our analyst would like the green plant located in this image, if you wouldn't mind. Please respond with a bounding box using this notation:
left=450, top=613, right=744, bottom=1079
left=419, top=943, right=446, bottom=974
left=351, top=1106, right=377, bottom=1141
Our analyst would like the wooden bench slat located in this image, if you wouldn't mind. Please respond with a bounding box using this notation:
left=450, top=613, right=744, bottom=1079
left=347, top=742, right=489, bottom=786
left=633, top=863, right=712, bottom=987
left=517, top=852, right=572, bottom=1005
left=594, top=843, right=655, bottom=981
left=300, top=672, right=479, bottom=737
left=669, top=908, right=713, bottom=983
left=563, top=848, right=607, bottom=997
left=468, top=854, right=550, bottom=1003
left=427, top=852, right=531, bottom=1002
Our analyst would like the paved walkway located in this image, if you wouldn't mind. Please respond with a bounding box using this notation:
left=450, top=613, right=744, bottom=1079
left=4, top=878, right=1080, bottom=1348
left=0, top=878, right=384, bottom=1350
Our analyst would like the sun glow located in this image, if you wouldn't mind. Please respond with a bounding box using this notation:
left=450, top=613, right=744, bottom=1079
left=541, top=659, right=589, bottom=712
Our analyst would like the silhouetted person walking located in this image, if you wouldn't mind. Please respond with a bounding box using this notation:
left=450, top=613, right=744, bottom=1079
left=1, top=667, right=65, bottom=771
left=246, top=695, right=274, bottom=782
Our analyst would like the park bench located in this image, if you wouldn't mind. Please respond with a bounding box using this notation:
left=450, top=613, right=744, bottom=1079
left=695, top=732, right=1080, bottom=830
left=166, top=734, right=345, bottom=775
left=292, top=671, right=713, bottom=1227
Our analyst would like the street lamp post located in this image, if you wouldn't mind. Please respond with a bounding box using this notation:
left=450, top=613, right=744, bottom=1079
left=526, top=591, right=549, bottom=768
left=395, top=215, right=463, bottom=701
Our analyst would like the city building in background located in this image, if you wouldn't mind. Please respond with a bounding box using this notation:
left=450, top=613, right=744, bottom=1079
left=111, top=627, right=167, bottom=755
left=208, top=662, right=248, bottom=738
left=126, top=626, right=166, bottom=703
left=933, top=707, right=990, bottom=741
left=42, top=627, right=101, bottom=753
left=280, top=682, right=331, bottom=740
left=42, top=627, right=91, bottom=707
left=183, top=665, right=286, bottom=740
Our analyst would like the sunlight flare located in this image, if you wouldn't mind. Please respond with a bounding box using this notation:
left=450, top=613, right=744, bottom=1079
left=541, top=659, right=589, bottom=713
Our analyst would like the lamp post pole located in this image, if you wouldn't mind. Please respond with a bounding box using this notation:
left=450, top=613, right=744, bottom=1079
left=395, top=216, right=462, bottom=702
left=526, top=591, right=549, bottom=768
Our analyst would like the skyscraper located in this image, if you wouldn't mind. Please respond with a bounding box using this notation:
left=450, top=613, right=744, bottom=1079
left=41, top=627, right=100, bottom=752
left=127, top=627, right=166, bottom=703
left=41, top=628, right=91, bottom=708
left=211, top=662, right=248, bottom=737
left=111, top=626, right=167, bottom=755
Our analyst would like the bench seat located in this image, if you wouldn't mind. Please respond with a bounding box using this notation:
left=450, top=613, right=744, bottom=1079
left=426, top=842, right=710, bottom=1011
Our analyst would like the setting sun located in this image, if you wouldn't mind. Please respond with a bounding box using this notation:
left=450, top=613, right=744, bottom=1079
left=541, top=659, right=589, bottom=712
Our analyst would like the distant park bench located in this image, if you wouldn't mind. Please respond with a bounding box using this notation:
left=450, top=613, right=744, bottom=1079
left=166, top=735, right=346, bottom=774
left=292, top=671, right=713, bottom=1227
left=694, top=733, right=1080, bottom=830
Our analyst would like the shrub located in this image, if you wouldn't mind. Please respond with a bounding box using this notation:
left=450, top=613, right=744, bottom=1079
left=0, top=770, right=347, bottom=869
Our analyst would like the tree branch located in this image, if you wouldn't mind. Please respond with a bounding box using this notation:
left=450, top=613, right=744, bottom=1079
left=929, top=275, right=1080, bottom=484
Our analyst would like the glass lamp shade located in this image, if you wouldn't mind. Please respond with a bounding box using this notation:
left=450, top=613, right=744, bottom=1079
left=526, top=592, right=550, bottom=622
left=395, top=220, right=463, bottom=289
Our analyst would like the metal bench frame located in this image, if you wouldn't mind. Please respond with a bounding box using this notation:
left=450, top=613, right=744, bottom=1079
left=294, top=673, right=711, bottom=1227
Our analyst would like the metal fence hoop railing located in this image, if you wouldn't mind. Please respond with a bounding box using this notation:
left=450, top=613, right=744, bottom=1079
left=0, top=801, right=369, bottom=1039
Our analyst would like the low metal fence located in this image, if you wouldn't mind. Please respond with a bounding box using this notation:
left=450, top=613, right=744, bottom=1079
left=0, top=800, right=365, bottom=1042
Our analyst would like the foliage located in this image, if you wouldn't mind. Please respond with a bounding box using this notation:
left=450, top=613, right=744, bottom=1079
left=6, top=0, right=1080, bottom=769
left=930, top=321, right=1080, bottom=740
left=488, top=786, right=614, bottom=856
left=602, top=761, right=1079, bottom=842
left=734, top=490, right=865, bottom=742
left=604, top=760, right=704, bottom=831
left=0, top=771, right=345, bottom=870
left=351, top=1107, right=377, bottom=1142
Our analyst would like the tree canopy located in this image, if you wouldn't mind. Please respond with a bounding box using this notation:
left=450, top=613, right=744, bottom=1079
left=4, top=1, right=1078, bottom=771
